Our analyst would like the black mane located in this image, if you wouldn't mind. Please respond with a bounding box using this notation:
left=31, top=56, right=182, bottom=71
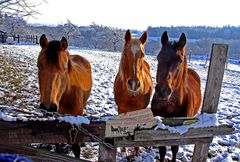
left=46, top=40, right=60, bottom=64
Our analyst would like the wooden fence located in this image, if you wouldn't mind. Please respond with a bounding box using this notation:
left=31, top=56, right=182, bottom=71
left=0, top=31, right=7, bottom=43
left=12, top=35, right=39, bottom=44
left=0, top=44, right=234, bottom=162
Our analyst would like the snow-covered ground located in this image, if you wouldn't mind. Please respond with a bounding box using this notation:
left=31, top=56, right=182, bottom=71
left=0, top=44, right=239, bottom=162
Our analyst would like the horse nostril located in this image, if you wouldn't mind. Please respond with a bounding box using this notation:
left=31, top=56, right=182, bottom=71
left=162, top=86, right=172, bottom=97
left=156, top=86, right=172, bottom=99
left=127, top=79, right=140, bottom=91
left=167, top=87, right=172, bottom=96
left=39, top=103, right=46, bottom=110
left=49, top=103, right=57, bottom=112
left=127, top=79, right=132, bottom=87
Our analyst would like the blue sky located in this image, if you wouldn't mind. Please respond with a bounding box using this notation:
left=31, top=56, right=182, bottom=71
left=27, top=0, right=240, bottom=30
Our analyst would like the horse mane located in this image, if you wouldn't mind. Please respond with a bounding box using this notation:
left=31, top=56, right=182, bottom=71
left=46, top=40, right=61, bottom=64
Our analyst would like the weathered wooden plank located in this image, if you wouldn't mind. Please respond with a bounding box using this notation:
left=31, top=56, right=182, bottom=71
left=114, top=136, right=212, bottom=147
left=202, top=44, right=228, bottom=113
left=0, top=144, right=91, bottom=162
left=0, top=120, right=105, bottom=144
left=105, top=109, right=156, bottom=137
left=134, top=125, right=233, bottom=141
left=162, top=117, right=198, bottom=126
left=192, top=140, right=212, bottom=162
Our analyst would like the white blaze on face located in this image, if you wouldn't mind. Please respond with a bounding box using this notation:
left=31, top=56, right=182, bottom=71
left=131, top=44, right=140, bottom=76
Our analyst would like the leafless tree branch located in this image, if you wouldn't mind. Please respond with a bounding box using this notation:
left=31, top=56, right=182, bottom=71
left=0, top=0, right=46, bottom=18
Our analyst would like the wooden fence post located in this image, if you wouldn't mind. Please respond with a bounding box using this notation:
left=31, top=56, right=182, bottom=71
left=188, top=50, right=192, bottom=63
left=1, top=34, right=4, bottom=43
left=192, top=139, right=212, bottom=162
left=17, top=35, right=20, bottom=43
left=98, top=139, right=116, bottom=162
left=31, top=35, right=34, bottom=43
left=193, top=44, right=228, bottom=161
left=36, top=35, right=38, bottom=44
left=202, top=44, right=229, bottom=114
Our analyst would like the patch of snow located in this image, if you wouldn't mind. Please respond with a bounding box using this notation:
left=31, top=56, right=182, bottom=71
left=0, top=91, right=4, bottom=98
left=155, top=113, right=218, bottom=134
left=0, top=112, right=17, bottom=122
left=134, top=156, right=143, bottom=162
left=58, top=116, right=90, bottom=125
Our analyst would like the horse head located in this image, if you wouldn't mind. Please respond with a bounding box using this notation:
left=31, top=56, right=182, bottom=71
left=120, top=30, right=147, bottom=94
left=155, top=31, right=187, bottom=100
left=37, top=34, right=70, bottom=112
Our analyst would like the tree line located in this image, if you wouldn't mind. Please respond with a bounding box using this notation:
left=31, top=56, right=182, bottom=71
left=147, top=26, right=240, bottom=40
left=145, top=26, right=240, bottom=59
left=0, top=0, right=239, bottom=60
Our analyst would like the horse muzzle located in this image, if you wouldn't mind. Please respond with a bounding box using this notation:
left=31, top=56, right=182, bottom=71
left=39, top=103, right=58, bottom=112
left=127, top=78, right=140, bottom=92
left=154, top=85, right=172, bottom=100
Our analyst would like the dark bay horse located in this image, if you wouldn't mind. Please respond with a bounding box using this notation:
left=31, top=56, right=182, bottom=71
left=151, top=31, right=201, bottom=162
left=37, top=34, right=92, bottom=157
left=114, top=30, right=153, bottom=156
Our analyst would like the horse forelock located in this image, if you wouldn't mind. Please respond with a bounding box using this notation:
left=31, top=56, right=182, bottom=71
left=165, top=40, right=179, bottom=50
left=46, top=40, right=61, bottom=64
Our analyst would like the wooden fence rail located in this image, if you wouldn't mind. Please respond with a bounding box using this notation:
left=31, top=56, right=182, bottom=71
left=12, top=35, right=39, bottom=44
left=0, top=120, right=105, bottom=145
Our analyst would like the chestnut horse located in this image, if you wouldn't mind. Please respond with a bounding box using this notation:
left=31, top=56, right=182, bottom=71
left=114, top=30, right=153, bottom=156
left=151, top=31, right=201, bottom=162
left=37, top=34, right=92, bottom=157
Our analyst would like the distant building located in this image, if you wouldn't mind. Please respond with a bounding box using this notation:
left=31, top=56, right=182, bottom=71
left=0, top=30, right=7, bottom=43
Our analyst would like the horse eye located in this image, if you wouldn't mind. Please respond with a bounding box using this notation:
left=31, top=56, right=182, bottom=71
left=177, top=56, right=183, bottom=63
left=63, top=63, right=68, bottom=71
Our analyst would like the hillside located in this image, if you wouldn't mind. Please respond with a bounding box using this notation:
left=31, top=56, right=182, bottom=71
left=1, top=16, right=240, bottom=59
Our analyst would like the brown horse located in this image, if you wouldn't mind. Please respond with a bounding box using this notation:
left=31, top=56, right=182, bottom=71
left=38, top=34, right=92, bottom=157
left=151, top=31, right=201, bottom=162
left=114, top=30, right=153, bottom=156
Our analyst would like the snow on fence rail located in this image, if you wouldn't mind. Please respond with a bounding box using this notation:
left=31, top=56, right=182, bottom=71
left=0, top=44, right=235, bottom=162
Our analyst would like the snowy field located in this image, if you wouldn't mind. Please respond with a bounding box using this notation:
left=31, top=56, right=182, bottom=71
left=0, top=44, right=239, bottom=162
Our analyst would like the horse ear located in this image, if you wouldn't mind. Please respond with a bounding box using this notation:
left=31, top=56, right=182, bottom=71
left=40, top=34, right=48, bottom=48
left=140, top=31, right=147, bottom=45
left=161, top=31, right=168, bottom=45
left=125, top=29, right=131, bottom=43
left=60, top=36, right=68, bottom=50
left=178, top=33, right=186, bottom=48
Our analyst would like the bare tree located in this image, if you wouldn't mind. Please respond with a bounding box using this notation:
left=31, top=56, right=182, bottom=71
left=0, top=0, right=45, bottom=17
left=57, top=20, right=80, bottom=39
left=3, top=15, right=26, bottom=37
